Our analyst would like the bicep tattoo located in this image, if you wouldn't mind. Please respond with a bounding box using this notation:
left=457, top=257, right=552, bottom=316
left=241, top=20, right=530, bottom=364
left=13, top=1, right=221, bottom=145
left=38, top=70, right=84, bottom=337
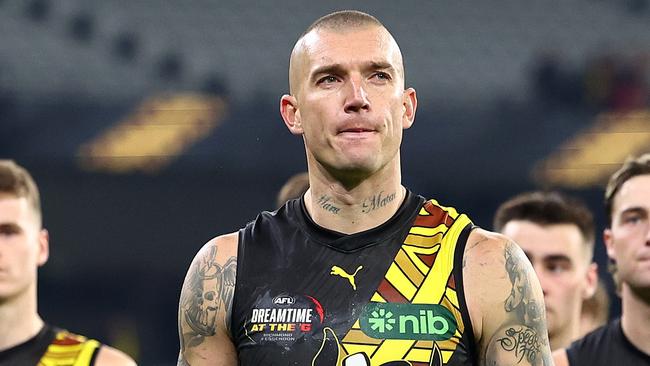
left=484, top=242, right=552, bottom=366
left=503, top=242, right=544, bottom=329
left=178, top=244, right=237, bottom=359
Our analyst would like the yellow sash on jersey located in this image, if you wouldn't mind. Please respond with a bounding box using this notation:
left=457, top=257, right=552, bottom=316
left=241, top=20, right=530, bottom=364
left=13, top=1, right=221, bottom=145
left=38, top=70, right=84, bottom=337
left=313, top=199, right=472, bottom=366
left=38, top=330, right=100, bottom=366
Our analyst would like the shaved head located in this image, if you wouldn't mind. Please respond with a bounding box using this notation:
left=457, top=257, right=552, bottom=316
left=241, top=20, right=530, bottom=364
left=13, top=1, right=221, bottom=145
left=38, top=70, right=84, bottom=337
left=300, top=10, right=383, bottom=37
left=288, top=10, right=404, bottom=96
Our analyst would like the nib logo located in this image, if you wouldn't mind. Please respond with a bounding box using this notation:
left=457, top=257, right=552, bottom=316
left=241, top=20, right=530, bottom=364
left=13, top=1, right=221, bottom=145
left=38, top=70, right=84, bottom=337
left=368, top=308, right=396, bottom=333
left=360, top=302, right=457, bottom=341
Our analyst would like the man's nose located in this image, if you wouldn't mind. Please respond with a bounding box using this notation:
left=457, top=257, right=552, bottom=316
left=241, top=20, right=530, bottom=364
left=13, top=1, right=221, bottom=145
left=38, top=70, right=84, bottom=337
left=343, top=77, right=370, bottom=113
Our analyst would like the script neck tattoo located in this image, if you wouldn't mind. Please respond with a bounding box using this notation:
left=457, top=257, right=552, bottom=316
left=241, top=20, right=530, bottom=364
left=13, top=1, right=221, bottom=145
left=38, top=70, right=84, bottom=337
left=362, top=191, right=397, bottom=214
left=317, top=195, right=341, bottom=214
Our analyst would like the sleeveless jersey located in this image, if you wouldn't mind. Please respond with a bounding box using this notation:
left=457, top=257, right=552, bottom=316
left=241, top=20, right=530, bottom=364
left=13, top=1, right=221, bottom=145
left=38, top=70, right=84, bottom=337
left=566, top=318, right=650, bottom=365
left=231, top=191, right=478, bottom=365
left=0, top=324, right=101, bottom=366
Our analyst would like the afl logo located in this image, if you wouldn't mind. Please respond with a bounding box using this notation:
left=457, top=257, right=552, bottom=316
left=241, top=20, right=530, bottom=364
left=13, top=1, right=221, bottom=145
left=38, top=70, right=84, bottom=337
left=273, top=295, right=295, bottom=306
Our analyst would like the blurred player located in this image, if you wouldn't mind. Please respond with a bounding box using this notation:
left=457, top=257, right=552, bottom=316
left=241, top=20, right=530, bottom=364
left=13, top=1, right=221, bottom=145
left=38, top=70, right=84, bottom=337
left=493, top=191, right=598, bottom=350
left=0, top=160, right=136, bottom=366
left=554, top=153, right=650, bottom=365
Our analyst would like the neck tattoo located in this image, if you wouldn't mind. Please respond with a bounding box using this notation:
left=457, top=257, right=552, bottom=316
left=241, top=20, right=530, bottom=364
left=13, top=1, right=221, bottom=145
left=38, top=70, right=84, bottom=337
left=362, top=191, right=397, bottom=214
left=317, top=195, right=341, bottom=214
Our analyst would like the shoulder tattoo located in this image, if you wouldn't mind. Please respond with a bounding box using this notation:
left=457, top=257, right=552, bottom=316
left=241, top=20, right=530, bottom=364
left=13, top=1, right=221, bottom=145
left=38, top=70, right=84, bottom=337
left=178, top=244, right=237, bottom=354
left=484, top=241, right=552, bottom=366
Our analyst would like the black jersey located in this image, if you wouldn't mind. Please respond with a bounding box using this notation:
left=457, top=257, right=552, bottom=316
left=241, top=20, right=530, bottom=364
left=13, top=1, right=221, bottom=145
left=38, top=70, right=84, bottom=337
left=566, top=318, right=650, bottom=365
left=230, top=191, right=478, bottom=366
left=0, top=324, right=100, bottom=366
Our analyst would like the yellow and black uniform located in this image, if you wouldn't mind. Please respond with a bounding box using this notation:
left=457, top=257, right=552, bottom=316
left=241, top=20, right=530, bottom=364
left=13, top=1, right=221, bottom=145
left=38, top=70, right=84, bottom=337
left=0, top=324, right=101, bottom=366
left=231, top=190, right=477, bottom=365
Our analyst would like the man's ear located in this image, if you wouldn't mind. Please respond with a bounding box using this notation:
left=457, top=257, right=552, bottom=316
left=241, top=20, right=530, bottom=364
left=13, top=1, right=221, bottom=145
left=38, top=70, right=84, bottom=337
left=280, top=95, right=303, bottom=135
left=604, top=228, right=616, bottom=262
left=37, top=228, right=49, bottom=267
left=402, top=87, right=417, bottom=129
left=583, top=262, right=598, bottom=299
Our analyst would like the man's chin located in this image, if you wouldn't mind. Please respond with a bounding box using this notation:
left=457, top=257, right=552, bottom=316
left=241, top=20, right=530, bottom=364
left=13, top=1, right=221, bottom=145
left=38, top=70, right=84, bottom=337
left=326, top=159, right=379, bottom=177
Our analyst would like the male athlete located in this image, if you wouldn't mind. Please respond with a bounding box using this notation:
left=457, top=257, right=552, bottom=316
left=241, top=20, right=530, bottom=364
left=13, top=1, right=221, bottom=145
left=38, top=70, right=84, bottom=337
left=0, top=160, right=136, bottom=365
left=493, top=191, right=598, bottom=350
left=178, top=10, right=553, bottom=366
left=554, top=153, right=650, bottom=365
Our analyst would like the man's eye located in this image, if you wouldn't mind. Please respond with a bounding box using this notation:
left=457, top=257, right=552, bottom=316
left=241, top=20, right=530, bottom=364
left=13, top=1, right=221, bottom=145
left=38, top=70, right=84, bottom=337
left=372, top=72, right=391, bottom=80
left=547, top=263, right=565, bottom=274
left=623, top=215, right=643, bottom=225
left=318, top=76, right=338, bottom=84
left=545, top=259, right=571, bottom=274
left=0, top=227, right=20, bottom=236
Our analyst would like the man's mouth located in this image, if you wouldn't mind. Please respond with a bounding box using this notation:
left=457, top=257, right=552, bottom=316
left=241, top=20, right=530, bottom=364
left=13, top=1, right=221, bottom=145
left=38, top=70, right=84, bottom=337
left=338, top=127, right=376, bottom=135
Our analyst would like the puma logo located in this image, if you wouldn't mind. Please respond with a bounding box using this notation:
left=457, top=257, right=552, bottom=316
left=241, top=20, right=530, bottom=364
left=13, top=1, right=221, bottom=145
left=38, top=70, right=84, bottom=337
left=330, top=265, right=363, bottom=290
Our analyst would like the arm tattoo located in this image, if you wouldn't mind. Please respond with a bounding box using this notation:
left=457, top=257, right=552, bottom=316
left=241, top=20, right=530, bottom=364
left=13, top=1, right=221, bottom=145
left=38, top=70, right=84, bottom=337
left=178, top=244, right=237, bottom=362
left=496, top=326, right=541, bottom=364
left=485, top=242, right=551, bottom=366
left=503, top=242, right=543, bottom=326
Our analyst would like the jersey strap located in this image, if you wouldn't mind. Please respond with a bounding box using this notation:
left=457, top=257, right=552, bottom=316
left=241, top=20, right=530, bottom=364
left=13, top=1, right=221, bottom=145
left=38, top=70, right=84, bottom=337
left=37, top=330, right=100, bottom=366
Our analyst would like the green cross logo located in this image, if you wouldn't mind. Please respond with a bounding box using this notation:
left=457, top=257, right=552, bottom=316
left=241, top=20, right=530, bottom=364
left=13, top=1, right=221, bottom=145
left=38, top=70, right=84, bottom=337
left=368, top=308, right=397, bottom=333
left=360, top=302, right=457, bottom=340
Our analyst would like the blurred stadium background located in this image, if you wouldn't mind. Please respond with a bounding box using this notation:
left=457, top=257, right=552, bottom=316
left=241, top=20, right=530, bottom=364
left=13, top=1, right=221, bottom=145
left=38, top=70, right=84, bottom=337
left=1, top=0, right=649, bottom=364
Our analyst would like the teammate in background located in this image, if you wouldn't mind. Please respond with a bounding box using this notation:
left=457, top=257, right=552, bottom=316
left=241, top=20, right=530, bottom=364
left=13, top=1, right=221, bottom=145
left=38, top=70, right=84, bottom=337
left=275, top=171, right=309, bottom=208
left=178, top=10, right=553, bottom=365
left=493, top=191, right=598, bottom=350
left=578, top=280, right=610, bottom=337
left=0, top=160, right=136, bottom=366
left=554, top=153, right=650, bottom=365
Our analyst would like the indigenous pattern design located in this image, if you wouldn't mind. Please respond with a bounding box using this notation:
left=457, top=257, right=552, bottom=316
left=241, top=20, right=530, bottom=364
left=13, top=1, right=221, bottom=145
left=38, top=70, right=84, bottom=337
left=313, top=199, right=473, bottom=366
left=38, top=330, right=100, bottom=366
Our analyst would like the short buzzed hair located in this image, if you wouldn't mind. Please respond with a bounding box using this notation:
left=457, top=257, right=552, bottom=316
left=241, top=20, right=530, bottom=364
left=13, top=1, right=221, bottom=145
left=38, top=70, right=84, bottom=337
left=289, top=10, right=400, bottom=94
left=300, top=10, right=383, bottom=38
left=0, top=159, right=42, bottom=224
left=493, top=191, right=595, bottom=251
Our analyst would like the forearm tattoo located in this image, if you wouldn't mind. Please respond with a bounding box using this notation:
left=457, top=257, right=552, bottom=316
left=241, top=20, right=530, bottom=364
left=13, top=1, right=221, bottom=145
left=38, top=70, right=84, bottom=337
left=485, top=242, right=551, bottom=366
left=178, top=244, right=237, bottom=364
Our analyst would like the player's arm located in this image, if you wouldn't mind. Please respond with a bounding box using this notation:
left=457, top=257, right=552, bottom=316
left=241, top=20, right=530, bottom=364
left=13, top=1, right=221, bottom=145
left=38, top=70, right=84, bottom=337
left=177, top=233, right=239, bottom=366
left=94, top=345, right=137, bottom=366
left=464, top=229, right=554, bottom=366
